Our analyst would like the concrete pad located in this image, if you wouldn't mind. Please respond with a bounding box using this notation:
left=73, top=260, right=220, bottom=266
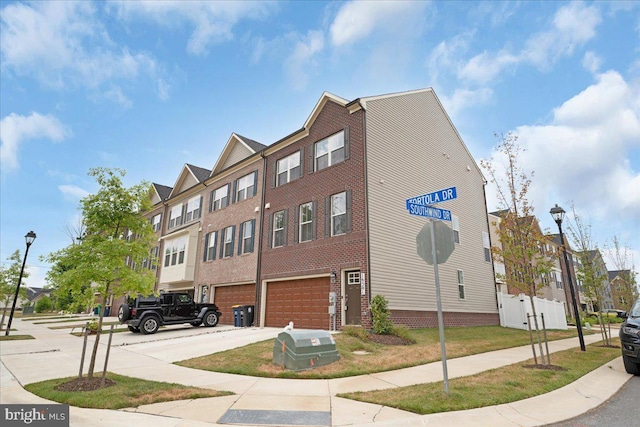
left=246, top=378, right=330, bottom=397
left=133, top=395, right=238, bottom=423
left=330, top=396, right=419, bottom=426
left=232, top=395, right=330, bottom=412
left=328, top=375, right=399, bottom=395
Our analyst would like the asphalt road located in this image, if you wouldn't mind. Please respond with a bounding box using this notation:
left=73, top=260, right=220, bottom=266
left=546, top=375, right=640, bottom=427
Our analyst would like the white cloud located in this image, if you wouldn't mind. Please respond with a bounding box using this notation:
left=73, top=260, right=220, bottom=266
left=0, top=112, right=69, bottom=172
left=110, top=0, right=276, bottom=56
left=330, top=1, right=427, bottom=47
left=582, top=51, right=602, bottom=74
left=458, top=50, right=519, bottom=84
left=283, top=31, right=325, bottom=91
left=439, top=88, right=493, bottom=117
left=0, top=1, right=163, bottom=100
left=58, top=184, right=90, bottom=201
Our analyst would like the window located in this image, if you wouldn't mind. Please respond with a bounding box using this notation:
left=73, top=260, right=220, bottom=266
left=331, top=192, right=346, bottom=236
left=210, top=185, right=229, bottom=212
left=239, top=219, right=255, bottom=254
left=452, top=215, right=460, bottom=244
left=168, top=204, right=183, bottom=229
left=203, top=231, right=217, bottom=261
left=272, top=210, right=286, bottom=248
left=221, top=226, right=235, bottom=258
left=298, top=202, right=314, bottom=242
left=144, top=246, right=159, bottom=270
left=457, top=270, right=465, bottom=299
left=554, top=271, right=563, bottom=289
left=163, top=236, right=187, bottom=267
left=482, top=231, right=490, bottom=262
left=235, top=172, right=256, bottom=202
left=200, top=285, right=208, bottom=303
left=277, top=151, right=301, bottom=186
left=347, top=271, right=360, bottom=285
left=314, top=130, right=344, bottom=171
left=184, top=195, right=202, bottom=222
left=151, top=213, right=162, bottom=232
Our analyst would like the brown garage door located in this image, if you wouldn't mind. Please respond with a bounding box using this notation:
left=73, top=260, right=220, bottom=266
left=214, top=284, right=256, bottom=325
left=265, top=277, right=330, bottom=329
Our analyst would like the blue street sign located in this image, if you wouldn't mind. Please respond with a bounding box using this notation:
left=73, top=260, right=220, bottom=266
left=406, top=187, right=457, bottom=207
left=406, top=203, right=452, bottom=221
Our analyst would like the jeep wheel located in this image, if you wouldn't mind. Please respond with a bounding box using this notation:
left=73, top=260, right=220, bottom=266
left=118, top=304, right=131, bottom=322
left=204, top=311, right=219, bottom=327
left=622, top=354, right=640, bottom=375
left=128, top=326, right=140, bottom=333
left=141, top=316, right=160, bottom=334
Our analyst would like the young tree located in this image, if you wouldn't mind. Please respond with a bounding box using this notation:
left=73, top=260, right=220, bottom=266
left=0, top=250, right=29, bottom=330
left=567, top=206, right=611, bottom=345
left=480, top=133, right=555, bottom=365
left=606, top=235, right=639, bottom=311
left=43, top=168, right=156, bottom=379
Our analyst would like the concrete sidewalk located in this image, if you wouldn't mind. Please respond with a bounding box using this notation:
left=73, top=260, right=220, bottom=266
left=1, top=316, right=632, bottom=426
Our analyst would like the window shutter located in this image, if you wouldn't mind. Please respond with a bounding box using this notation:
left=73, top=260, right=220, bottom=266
left=208, top=190, right=214, bottom=212
left=237, top=222, right=244, bottom=255
left=198, top=195, right=203, bottom=218
left=230, top=225, right=236, bottom=256
left=252, top=171, right=258, bottom=196
left=219, top=230, right=225, bottom=259
left=311, top=201, right=317, bottom=240
left=308, top=144, right=315, bottom=174
left=203, top=233, right=209, bottom=262
left=283, top=209, right=289, bottom=246
left=299, top=147, right=305, bottom=178
left=293, top=205, right=299, bottom=244
left=325, top=196, right=330, bottom=237
left=232, top=180, right=237, bottom=204
left=271, top=160, right=277, bottom=188
left=346, top=190, right=352, bottom=233
left=249, top=219, right=256, bottom=253
left=344, top=126, right=350, bottom=160
left=268, top=213, right=273, bottom=248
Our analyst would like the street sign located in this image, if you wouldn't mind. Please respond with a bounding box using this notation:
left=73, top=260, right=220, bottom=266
left=406, top=187, right=457, bottom=207
left=416, top=221, right=455, bottom=265
left=406, top=203, right=452, bottom=221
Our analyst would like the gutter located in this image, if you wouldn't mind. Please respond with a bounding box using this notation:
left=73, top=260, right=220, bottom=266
left=254, top=150, right=268, bottom=326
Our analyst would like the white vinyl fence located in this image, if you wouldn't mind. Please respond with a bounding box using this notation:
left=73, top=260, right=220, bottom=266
left=497, top=293, right=568, bottom=330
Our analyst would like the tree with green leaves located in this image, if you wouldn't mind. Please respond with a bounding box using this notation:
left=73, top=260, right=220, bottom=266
left=567, top=205, right=611, bottom=345
left=606, top=235, right=639, bottom=312
left=1, top=250, right=29, bottom=330
left=43, top=168, right=157, bottom=379
left=481, top=132, right=556, bottom=364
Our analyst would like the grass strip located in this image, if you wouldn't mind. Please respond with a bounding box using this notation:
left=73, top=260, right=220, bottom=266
left=0, top=334, right=35, bottom=341
left=24, top=372, right=232, bottom=410
left=176, top=325, right=591, bottom=379
left=338, top=341, right=621, bottom=414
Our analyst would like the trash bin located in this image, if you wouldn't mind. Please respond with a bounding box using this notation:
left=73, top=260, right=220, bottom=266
left=241, top=305, right=254, bottom=327
left=104, top=306, right=111, bottom=317
left=232, top=305, right=242, bottom=327
left=273, top=330, right=340, bottom=371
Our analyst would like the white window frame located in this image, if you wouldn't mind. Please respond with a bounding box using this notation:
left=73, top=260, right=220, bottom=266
left=185, top=195, right=201, bottom=223
left=241, top=220, right=253, bottom=254
left=347, top=271, right=361, bottom=285
left=331, top=192, right=347, bottom=236
left=204, top=231, right=217, bottom=261
left=452, top=215, right=460, bottom=244
left=164, top=235, right=187, bottom=267
left=223, top=226, right=234, bottom=258
left=315, top=131, right=345, bottom=171
left=457, top=269, right=465, bottom=300
left=273, top=210, right=285, bottom=248
left=151, top=213, right=162, bottom=232
left=211, top=185, right=228, bottom=211
left=236, top=172, right=256, bottom=202
left=168, top=204, right=183, bottom=229
left=482, top=231, right=490, bottom=262
left=277, top=151, right=301, bottom=186
left=299, top=202, right=313, bottom=243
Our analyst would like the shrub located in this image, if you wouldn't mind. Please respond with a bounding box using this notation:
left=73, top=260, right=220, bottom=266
left=342, top=326, right=370, bottom=341
left=370, top=294, right=393, bottom=335
left=35, top=296, right=53, bottom=313
left=390, top=325, right=416, bottom=343
left=87, top=320, right=99, bottom=332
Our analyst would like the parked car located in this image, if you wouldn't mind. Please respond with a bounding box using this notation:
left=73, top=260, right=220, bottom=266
left=619, top=298, right=640, bottom=375
left=601, top=309, right=628, bottom=318
left=118, top=292, right=221, bottom=334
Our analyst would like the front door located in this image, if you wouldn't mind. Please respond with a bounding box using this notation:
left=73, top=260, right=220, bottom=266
left=345, top=270, right=362, bottom=325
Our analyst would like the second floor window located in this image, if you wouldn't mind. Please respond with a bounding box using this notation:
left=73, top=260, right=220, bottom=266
left=315, top=130, right=344, bottom=171
left=168, top=204, right=183, bottom=229
left=222, top=226, right=235, bottom=258
left=482, top=231, right=491, bottom=262
left=331, top=192, right=347, bottom=236
left=452, top=215, right=460, bottom=244
left=151, top=213, right=162, bottom=232
left=210, top=184, right=229, bottom=212
left=235, top=172, right=256, bottom=202
left=299, top=202, right=314, bottom=242
left=277, top=151, right=301, bottom=186
left=273, top=210, right=286, bottom=248
left=203, top=231, right=217, bottom=261
left=185, top=195, right=202, bottom=222
left=164, top=235, right=186, bottom=267
left=239, top=219, right=255, bottom=254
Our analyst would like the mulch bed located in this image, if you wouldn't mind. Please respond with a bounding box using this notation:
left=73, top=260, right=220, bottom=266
left=368, top=332, right=415, bottom=346
left=54, top=377, right=116, bottom=392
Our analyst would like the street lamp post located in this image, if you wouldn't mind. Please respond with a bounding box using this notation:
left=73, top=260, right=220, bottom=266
left=5, top=231, right=37, bottom=336
left=550, top=205, right=586, bottom=351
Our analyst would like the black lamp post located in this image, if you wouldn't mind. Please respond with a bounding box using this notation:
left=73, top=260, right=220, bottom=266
left=5, top=231, right=36, bottom=336
left=550, top=205, right=586, bottom=351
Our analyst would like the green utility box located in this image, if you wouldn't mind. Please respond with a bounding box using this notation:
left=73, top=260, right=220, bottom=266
left=273, top=330, right=340, bottom=371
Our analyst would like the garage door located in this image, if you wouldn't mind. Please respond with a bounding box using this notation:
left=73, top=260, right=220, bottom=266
left=265, top=277, right=330, bottom=329
left=213, top=284, right=256, bottom=325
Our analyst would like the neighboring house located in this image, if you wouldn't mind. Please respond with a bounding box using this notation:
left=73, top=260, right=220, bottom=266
left=124, top=88, right=500, bottom=329
left=549, top=234, right=586, bottom=311
left=580, top=250, right=614, bottom=312
left=608, top=270, right=638, bottom=310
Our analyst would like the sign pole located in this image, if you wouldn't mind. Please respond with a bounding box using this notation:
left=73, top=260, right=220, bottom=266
left=430, top=219, right=449, bottom=394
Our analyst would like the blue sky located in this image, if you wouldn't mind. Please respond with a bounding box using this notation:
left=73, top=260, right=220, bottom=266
left=1, top=1, right=639, bottom=288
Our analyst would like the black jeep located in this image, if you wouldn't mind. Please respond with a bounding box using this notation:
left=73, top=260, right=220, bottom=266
left=620, top=297, right=640, bottom=375
left=118, top=292, right=222, bottom=334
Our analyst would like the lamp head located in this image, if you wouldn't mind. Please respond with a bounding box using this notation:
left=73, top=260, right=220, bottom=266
left=25, top=231, right=36, bottom=246
left=550, top=205, right=565, bottom=225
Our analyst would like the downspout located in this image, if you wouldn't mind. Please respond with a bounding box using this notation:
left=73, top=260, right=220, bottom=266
left=362, top=106, right=373, bottom=313
left=254, top=151, right=268, bottom=326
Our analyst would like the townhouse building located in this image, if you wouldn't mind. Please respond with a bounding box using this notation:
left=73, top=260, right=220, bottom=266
left=608, top=270, right=637, bottom=310
left=124, top=88, right=500, bottom=330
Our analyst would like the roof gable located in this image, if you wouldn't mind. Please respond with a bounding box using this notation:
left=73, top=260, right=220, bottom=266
left=169, top=164, right=211, bottom=198
left=211, top=133, right=266, bottom=174
left=150, top=183, right=172, bottom=205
